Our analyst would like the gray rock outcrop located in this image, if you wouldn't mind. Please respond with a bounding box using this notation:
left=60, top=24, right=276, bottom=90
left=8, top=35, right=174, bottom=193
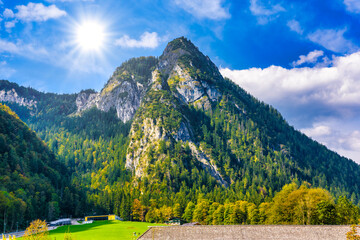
left=0, top=89, right=37, bottom=107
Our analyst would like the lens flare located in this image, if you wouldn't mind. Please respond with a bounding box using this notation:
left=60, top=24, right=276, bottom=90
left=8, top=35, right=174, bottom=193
left=75, top=21, right=105, bottom=52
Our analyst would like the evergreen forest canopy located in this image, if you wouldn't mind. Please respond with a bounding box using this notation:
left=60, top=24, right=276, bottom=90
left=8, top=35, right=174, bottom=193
left=1, top=37, right=360, bottom=231
left=0, top=103, right=76, bottom=231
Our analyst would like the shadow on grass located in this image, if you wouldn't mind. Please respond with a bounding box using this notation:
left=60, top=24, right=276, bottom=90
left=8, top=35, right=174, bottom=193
left=50, top=221, right=117, bottom=234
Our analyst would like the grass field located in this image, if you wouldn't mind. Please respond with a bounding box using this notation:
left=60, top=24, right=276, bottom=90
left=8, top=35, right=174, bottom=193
left=48, top=221, right=164, bottom=240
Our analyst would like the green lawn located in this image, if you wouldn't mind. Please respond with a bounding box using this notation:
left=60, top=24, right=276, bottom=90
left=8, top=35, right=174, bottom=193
left=48, top=221, right=164, bottom=240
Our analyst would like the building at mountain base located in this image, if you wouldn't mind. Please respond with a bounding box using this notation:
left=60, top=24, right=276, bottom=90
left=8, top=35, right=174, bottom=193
left=138, top=225, right=350, bottom=240
left=84, top=215, right=121, bottom=221
left=165, top=218, right=187, bottom=225
left=48, top=218, right=71, bottom=226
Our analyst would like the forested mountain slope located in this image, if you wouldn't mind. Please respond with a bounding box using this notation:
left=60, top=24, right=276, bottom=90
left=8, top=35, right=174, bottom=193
left=1, top=37, right=360, bottom=225
left=125, top=37, right=360, bottom=202
left=0, top=103, right=76, bottom=231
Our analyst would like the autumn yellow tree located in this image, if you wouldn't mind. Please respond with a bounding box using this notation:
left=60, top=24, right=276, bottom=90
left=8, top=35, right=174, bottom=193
left=160, top=205, right=173, bottom=222
left=347, top=225, right=360, bottom=240
left=266, top=182, right=334, bottom=225
left=23, top=219, right=49, bottom=240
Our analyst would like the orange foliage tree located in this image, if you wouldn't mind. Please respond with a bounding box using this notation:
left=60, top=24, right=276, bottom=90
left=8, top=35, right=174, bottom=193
left=132, top=199, right=144, bottom=221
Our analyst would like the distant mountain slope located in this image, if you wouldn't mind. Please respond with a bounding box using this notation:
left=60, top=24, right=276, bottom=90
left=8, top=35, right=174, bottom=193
left=0, top=103, right=75, bottom=231
left=1, top=37, right=360, bottom=222
left=0, top=80, right=77, bottom=120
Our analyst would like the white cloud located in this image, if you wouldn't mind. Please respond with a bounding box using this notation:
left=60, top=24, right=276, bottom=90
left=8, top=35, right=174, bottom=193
left=301, top=124, right=331, bottom=138
left=344, top=0, right=360, bottom=14
left=0, top=38, right=106, bottom=78
left=15, top=2, right=66, bottom=22
left=0, top=39, right=19, bottom=53
left=115, top=32, right=162, bottom=49
left=0, top=38, right=48, bottom=60
left=174, top=0, right=230, bottom=20
left=292, top=50, right=324, bottom=67
left=221, top=65, right=336, bottom=104
left=3, top=9, right=15, bottom=18
left=5, top=20, right=17, bottom=29
left=1, top=3, right=66, bottom=30
left=308, top=28, right=357, bottom=53
left=300, top=121, right=360, bottom=162
left=220, top=51, right=360, bottom=107
left=287, top=19, right=303, bottom=34
left=286, top=23, right=357, bottom=55
left=249, top=0, right=285, bottom=24
left=345, top=131, right=360, bottom=151
left=221, top=51, right=360, bottom=162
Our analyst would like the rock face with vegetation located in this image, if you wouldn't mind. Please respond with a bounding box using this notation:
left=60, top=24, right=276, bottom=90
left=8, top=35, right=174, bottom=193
left=75, top=57, right=158, bottom=122
left=125, top=38, right=228, bottom=186
left=1, top=37, right=360, bottom=228
left=0, top=88, right=37, bottom=108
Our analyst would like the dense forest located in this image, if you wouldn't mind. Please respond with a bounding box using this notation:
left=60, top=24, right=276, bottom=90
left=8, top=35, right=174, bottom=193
left=0, top=103, right=81, bottom=231
left=1, top=37, right=360, bottom=230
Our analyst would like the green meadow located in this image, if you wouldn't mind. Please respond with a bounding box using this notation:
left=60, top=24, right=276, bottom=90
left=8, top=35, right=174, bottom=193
left=47, top=221, right=164, bottom=240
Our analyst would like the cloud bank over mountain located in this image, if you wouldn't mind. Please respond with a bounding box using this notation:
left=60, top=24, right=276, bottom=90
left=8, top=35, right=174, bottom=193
left=221, top=51, right=360, bottom=162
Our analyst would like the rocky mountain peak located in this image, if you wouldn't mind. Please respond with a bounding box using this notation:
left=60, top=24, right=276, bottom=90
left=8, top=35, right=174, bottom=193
left=163, top=37, right=199, bottom=53
left=158, top=37, right=190, bottom=76
left=158, top=37, right=209, bottom=76
left=75, top=57, right=158, bottom=122
left=75, top=38, right=224, bottom=123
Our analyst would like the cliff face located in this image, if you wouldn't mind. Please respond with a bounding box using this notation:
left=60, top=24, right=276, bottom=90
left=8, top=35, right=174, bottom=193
left=75, top=57, right=158, bottom=123
left=0, top=88, right=37, bottom=108
left=75, top=77, right=146, bottom=123
left=168, top=63, right=222, bottom=110
left=125, top=37, right=228, bottom=186
left=125, top=69, right=186, bottom=177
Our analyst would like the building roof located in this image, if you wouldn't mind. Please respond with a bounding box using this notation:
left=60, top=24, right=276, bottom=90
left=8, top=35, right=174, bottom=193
left=138, top=225, right=350, bottom=240
left=85, top=215, right=112, bottom=217
left=49, top=218, right=71, bottom=225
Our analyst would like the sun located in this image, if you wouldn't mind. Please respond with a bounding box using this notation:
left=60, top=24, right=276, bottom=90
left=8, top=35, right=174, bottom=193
left=75, top=21, right=105, bottom=52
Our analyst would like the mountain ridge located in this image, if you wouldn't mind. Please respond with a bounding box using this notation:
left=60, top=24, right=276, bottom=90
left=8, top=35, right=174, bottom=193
left=1, top=37, right=360, bottom=225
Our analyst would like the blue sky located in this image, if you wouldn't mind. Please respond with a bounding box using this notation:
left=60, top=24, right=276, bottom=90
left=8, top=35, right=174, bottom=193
left=1, top=0, right=360, bottom=163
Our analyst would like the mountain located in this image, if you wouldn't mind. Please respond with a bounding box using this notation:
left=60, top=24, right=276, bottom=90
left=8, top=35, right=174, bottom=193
left=1, top=37, right=360, bottom=225
left=124, top=37, right=360, bottom=198
left=0, top=103, right=75, bottom=232
left=126, top=38, right=226, bottom=186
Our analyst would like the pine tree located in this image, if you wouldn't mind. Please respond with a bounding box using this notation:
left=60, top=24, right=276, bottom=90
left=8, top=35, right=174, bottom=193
left=182, top=201, right=195, bottom=222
